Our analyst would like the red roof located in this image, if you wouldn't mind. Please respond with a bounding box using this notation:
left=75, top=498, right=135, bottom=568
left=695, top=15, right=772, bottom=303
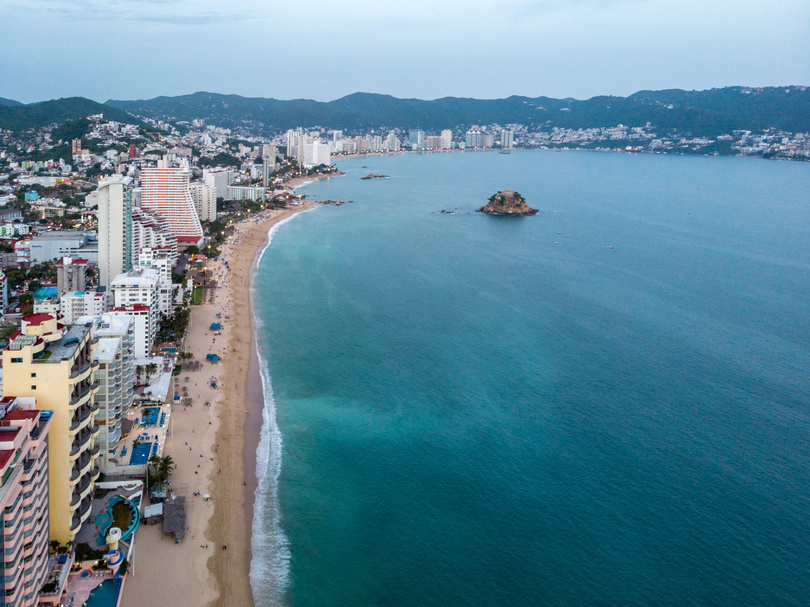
left=3, top=410, right=38, bottom=422
left=56, top=259, right=89, bottom=265
left=22, top=313, right=55, bottom=326
left=0, top=449, right=13, bottom=470
left=110, top=304, right=150, bottom=312
left=177, top=236, right=203, bottom=243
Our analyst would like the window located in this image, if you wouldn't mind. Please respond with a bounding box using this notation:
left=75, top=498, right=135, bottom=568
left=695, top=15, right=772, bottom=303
left=10, top=358, right=22, bottom=363
left=31, top=386, right=36, bottom=390
left=30, top=373, right=36, bottom=378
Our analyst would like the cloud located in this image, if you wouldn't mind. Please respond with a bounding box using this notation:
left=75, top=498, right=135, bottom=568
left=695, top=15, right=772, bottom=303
left=3, top=0, right=254, bottom=24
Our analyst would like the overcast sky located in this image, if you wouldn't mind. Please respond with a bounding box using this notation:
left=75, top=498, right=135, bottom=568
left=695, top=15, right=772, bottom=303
left=1, top=0, right=807, bottom=104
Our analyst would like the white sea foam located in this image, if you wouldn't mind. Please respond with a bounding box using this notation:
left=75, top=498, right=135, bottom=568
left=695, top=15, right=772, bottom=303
left=249, top=209, right=318, bottom=605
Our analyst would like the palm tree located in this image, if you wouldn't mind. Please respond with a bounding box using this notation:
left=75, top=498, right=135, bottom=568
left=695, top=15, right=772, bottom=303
left=158, top=455, right=174, bottom=480
left=135, top=365, right=144, bottom=383
left=148, top=454, right=175, bottom=488
left=145, top=363, right=158, bottom=379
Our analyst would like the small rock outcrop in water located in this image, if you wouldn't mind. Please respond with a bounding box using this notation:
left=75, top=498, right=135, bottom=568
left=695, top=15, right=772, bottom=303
left=477, top=190, right=537, bottom=216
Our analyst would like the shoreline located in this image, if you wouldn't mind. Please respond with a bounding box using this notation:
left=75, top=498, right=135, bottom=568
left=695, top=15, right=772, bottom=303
left=120, top=195, right=324, bottom=606
left=206, top=200, right=319, bottom=607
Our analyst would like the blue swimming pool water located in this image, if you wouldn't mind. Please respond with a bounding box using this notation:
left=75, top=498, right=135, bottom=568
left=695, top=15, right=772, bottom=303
left=83, top=578, right=121, bottom=607
left=128, top=442, right=152, bottom=465
left=140, top=408, right=159, bottom=426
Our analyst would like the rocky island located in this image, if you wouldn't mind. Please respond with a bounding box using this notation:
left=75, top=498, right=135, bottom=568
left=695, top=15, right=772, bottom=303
left=477, top=190, right=538, bottom=216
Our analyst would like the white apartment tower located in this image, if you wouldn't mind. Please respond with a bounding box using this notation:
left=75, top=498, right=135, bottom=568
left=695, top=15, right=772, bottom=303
left=95, top=176, right=133, bottom=290
left=189, top=183, right=217, bottom=222
left=441, top=130, right=453, bottom=149
left=202, top=168, right=233, bottom=200
left=501, top=129, right=514, bottom=149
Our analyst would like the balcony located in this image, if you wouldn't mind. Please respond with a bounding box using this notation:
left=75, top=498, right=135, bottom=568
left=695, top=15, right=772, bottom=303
left=69, top=360, right=92, bottom=381
left=90, top=466, right=100, bottom=480
left=89, top=423, right=100, bottom=436
left=69, top=386, right=93, bottom=408
left=69, top=406, right=92, bottom=433
left=91, top=359, right=99, bottom=369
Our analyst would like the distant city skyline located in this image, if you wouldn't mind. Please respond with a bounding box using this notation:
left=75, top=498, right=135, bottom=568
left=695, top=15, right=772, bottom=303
left=1, top=0, right=808, bottom=104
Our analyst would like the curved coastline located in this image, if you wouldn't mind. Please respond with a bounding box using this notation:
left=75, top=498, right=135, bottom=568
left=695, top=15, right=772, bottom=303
left=202, top=201, right=319, bottom=607
left=249, top=206, right=321, bottom=605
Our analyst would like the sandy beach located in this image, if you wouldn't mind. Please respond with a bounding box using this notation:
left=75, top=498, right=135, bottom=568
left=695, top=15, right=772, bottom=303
left=120, top=200, right=318, bottom=607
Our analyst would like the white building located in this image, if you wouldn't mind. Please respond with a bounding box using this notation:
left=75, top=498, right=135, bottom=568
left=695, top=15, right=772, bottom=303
left=226, top=186, right=265, bottom=202
left=386, top=132, right=401, bottom=152
left=95, top=176, right=134, bottom=290
left=189, top=183, right=217, bottom=222
left=137, top=246, right=175, bottom=281
left=108, top=304, right=155, bottom=360
left=303, top=141, right=331, bottom=168
left=0, top=223, right=30, bottom=237
left=32, top=297, right=60, bottom=317
left=441, top=130, right=453, bottom=149
left=132, top=208, right=178, bottom=268
left=500, top=129, right=514, bottom=149
left=80, top=314, right=135, bottom=471
left=110, top=265, right=173, bottom=320
left=202, top=168, right=233, bottom=200
left=60, top=291, right=106, bottom=323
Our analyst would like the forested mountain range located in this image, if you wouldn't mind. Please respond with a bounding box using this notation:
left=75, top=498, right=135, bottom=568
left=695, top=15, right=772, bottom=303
left=1, top=87, right=807, bottom=136
left=0, top=97, right=142, bottom=131
left=105, top=86, right=809, bottom=134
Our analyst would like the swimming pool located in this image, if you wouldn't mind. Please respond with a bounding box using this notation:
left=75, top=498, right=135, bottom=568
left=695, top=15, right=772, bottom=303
left=83, top=578, right=121, bottom=607
left=140, top=407, right=159, bottom=426
left=128, top=442, right=152, bottom=465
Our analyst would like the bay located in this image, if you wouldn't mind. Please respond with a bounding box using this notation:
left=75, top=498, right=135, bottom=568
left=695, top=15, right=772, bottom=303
left=251, top=150, right=810, bottom=606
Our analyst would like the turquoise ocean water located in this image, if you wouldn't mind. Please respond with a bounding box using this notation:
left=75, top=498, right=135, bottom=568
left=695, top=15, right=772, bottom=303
left=250, top=151, right=810, bottom=606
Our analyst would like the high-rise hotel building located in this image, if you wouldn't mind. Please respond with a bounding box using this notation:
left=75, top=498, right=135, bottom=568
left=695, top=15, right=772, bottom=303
left=0, top=397, right=52, bottom=607
left=141, top=158, right=203, bottom=244
left=2, top=315, right=100, bottom=544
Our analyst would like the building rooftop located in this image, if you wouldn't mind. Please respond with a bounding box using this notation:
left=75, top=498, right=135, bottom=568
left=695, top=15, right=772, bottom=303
left=110, top=304, right=150, bottom=312
left=21, top=313, right=55, bottom=326
left=94, top=337, right=120, bottom=363
left=45, top=324, right=91, bottom=362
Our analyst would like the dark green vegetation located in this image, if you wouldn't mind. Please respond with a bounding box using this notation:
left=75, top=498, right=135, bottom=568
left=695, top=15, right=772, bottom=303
left=0, top=97, right=22, bottom=107
left=105, top=86, right=810, bottom=135
left=0, top=97, right=142, bottom=131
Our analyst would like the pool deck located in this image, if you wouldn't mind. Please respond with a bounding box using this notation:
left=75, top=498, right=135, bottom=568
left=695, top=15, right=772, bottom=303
left=109, top=402, right=172, bottom=472
left=65, top=569, right=114, bottom=606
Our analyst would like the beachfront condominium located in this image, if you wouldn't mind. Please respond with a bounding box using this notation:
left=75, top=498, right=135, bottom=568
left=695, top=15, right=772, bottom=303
left=131, top=208, right=178, bottom=268
left=82, top=314, right=135, bottom=472
left=0, top=397, right=53, bottom=607
left=202, top=167, right=233, bottom=201
left=386, top=132, right=401, bottom=152
left=95, top=176, right=134, bottom=291
left=108, top=268, right=162, bottom=359
left=441, top=130, right=453, bottom=149
left=141, top=157, right=203, bottom=243
left=304, top=141, right=331, bottom=168
left=137, top=246, right=175, bottom=282
left=111, top=266, right=170, bottom=317
left=500, top=129, right=514, bottom=149
left=2, top=315, right=100, bottom=545
left=189, top=183, right=217, bottom=222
